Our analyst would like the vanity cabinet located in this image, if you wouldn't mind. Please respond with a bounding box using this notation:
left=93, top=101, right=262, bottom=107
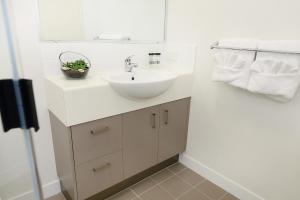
left=50, top=98, right=190, bottom=200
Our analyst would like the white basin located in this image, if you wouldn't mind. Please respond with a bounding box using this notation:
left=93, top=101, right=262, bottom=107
left=103, top=69, right=178, bottom=99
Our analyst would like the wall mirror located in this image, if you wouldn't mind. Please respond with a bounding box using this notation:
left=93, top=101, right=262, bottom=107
left=38, top=0, right=166, bottom=43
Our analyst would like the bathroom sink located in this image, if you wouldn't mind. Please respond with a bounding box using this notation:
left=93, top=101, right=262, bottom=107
left=103, top=69, right=177, bottom=99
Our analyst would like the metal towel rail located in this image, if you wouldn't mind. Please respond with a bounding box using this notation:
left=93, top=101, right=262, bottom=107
left=210, top=41, right=300, bottom=55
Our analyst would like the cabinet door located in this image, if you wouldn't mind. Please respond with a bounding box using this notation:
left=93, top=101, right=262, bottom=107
left=123, top=106, right=159, bottom=178
left=158, top=98, right=190, bottom=162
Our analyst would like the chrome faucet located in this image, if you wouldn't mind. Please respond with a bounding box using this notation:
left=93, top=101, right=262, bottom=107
left=125, top=55, right=138, bottom=72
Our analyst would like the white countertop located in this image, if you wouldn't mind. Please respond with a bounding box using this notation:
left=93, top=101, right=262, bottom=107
left=45, top=70, right=193, bottom=126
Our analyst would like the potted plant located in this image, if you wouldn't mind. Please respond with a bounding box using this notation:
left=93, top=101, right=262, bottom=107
left=59, top=51, right=91, bottom=78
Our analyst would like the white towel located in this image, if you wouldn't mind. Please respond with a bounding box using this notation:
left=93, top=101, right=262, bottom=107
left=248, top=41, right=300, bottom=102
left=212, top=39, right=258, bottom=89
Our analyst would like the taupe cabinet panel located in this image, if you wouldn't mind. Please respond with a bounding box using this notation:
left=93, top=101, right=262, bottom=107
left=71, top=116, right=122, bottom=165
left=50, top=113, right=77, bottom=200
left=123, top=106, right=160, bottom=178
left=123, top=98, right=190, bottom=178
left=158, top=99, right=190, bottom=162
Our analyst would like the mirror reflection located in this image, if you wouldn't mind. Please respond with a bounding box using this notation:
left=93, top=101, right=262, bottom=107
left=38, top=0, right=166, bottom=43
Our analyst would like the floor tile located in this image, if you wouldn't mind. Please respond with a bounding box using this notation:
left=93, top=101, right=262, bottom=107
left=160, top=176, right=190, bottom=198
left=178, top=189, right=211, bottom=200
left=49, top=165, right=236, bottom=200
left=196, top=180, right=226, bottom=200
left=177, top=168, right=205, bottom=186
left=132, top=197, right=142, bottom=200
left=168, top=163, right=186, bottom=174
left=106, top=189, right=137, bottom=200
left=130, top=178, right=156, bottom=195
left=140, top=186, right=173, bottom=200
left=151, top=169, right=174, bottom=183
left=221, top=193, right=240, bottom=200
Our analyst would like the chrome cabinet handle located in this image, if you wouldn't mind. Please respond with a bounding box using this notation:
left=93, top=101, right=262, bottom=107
left=90, top=126, right=110, bottom=135
left=92, top=162, right=111, bottom=173
left=151, top=113, right=156, bottom=129
left=164, top=110, right=169, bottom=125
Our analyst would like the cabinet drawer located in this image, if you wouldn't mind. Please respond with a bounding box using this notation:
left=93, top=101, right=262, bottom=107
left=71, top=115, right=122, bottom=165
left=76, top=151, right=123, bottom=200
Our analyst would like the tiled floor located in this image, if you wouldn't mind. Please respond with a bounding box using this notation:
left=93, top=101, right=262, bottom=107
left=47, top=163, right=239, bottom=200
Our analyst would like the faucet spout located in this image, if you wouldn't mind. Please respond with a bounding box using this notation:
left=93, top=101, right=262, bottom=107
left=125, top=55, right=138, bottom=72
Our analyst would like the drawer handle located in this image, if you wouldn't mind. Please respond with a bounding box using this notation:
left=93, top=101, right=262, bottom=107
left=90, top=126, right=110, bottom=135
left=164, top=110, right=169, bottom=125
left=151, top=113, right=156, bottom=129
left=92, top=162, right=111, bottom=173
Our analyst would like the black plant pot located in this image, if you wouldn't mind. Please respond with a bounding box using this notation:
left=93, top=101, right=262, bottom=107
left=61, top=68, right=89, bottom=79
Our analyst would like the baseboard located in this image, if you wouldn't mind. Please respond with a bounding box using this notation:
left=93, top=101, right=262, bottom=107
left=11, top=179, right=61, bottom=200
left=179, top=154, right=265, bottom=200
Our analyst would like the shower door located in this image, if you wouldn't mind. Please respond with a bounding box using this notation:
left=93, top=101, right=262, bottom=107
left=0, top=0, right=43, bottom=199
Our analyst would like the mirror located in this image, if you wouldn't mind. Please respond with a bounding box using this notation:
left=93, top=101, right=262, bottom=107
left=38, top=0, right=166, bottom=43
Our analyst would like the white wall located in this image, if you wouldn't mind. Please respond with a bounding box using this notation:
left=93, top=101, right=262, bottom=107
left=166, top=0, right=300, bottom=200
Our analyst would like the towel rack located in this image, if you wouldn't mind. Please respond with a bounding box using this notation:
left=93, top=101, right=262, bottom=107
left=210, top=41, right=300, bottom=55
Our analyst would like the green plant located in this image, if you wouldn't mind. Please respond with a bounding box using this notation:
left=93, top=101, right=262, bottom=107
left=62, top=59, right=88, bottom=71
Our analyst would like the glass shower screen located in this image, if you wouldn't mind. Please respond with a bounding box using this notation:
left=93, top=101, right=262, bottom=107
left=0, top=0, right=42, bottom=199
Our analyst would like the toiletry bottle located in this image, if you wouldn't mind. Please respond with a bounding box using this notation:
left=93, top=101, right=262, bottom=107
left=148, top=53, right=161, bottom=66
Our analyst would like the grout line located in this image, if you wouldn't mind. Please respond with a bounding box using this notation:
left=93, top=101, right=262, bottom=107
left=200, top=192, right=215, bottom=200
left=129, top=163, right=190, bottom=199
left=174, top=179, right=206, bottom=200
left=218, top=192, right=229, bottom=200
left=167, top=163, right=187, bottom=174
left=131, top=163, right=205, bottom=200
left=156, top=166, right=208, bottom=200
left=105, top=189, right=131, bottom=200
left=109, top=163, right=230, bottom=200
left=169, top=168, right=193, bottom=185
left=168, top=167, right=217, bottom=200
left=130, top=188, right=142, bottom=200
left=157, top=183, right=177, bottom=199
left=130, top=172, right=176, bottom=197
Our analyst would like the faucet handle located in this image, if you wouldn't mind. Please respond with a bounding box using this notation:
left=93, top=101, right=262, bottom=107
left=125, top=55, right=135, bottom=64
left=125, top=55, right=138, bottom=72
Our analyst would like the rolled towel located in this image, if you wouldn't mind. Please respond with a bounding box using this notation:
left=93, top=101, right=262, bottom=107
left=212, top=39, right=259, bottom=89
left=248, top=41, right=300, bottom=102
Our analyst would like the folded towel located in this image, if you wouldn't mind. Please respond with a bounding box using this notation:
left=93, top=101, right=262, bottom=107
left=212, top=39, right=259, bottom=89
left=248, top=41, right=300, bottom=102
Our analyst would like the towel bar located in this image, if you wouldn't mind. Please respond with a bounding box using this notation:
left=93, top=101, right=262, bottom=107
left=211, top=41, right=300, bottom=55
